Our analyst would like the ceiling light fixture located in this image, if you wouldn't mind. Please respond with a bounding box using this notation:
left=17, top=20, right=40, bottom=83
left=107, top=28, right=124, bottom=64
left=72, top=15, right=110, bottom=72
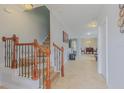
left=24, top=4, right=33, bottom=10
left=87, top=21, right=97, bottom=28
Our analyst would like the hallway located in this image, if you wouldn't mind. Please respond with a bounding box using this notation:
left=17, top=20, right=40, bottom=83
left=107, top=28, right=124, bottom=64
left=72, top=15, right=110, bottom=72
left=52, top=55, right=107, bottom=89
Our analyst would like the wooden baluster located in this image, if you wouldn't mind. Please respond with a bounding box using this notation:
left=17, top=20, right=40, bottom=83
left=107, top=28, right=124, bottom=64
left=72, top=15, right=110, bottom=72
left=55, top=48, right=57, bottom=70
left=58, top=49, right=60, bottom=71
left=61, top=47, right=64, bottom=77
left=54, top=47, right=56, bottom=69
left=22, top=45, right=24, bottom=77
left=59, top=50, right=61, bottom=71
left=6, top=40, right=8, bottom=67
left=31, top=46, right=33, bottom=78
left=9, top=40, right=11, bottom=67
left=25, top=45, right=26, bottom=77
left=2, top=37, right=6, bottom=67
left=28, top=45, right=30, bottom=78
left=6, top=40, right=7, bottom=67
left=10, top=40, right=13, bottom=67
left=56, top=49, right=59, bottom=72
left=8, top=40, right=10, bottom=67
left=46, top=48, right=51, bottom=89
left=39, top=48, right=41, bottom=88
left=15, top=46, right=19, bottom=70
left=19, top=46, right=21, bottom=76
left=42, top=51, right=45, bottom=89
left=5, top=40, right=7, bottom=67
left=10, top=40, right=12, bottom=67
left=32, top=39, right=38, bottom=80
left=7, top=40, right=8, bottom=67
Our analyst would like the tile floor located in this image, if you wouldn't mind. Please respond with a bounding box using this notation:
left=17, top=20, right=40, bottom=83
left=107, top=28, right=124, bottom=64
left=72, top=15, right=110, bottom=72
left=52, top=54, right=107, bottom=89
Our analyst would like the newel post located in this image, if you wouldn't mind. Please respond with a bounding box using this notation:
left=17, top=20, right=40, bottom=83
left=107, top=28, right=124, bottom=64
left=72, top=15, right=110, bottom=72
left=46, top=48, right=51, bottom=89
left=2, top=36, right=6, bottom=42
left=12, top=34, right=19, bottom=69
left=61, top=47, right=64, bottom=77
left=32, top=39, right=38, bottom=80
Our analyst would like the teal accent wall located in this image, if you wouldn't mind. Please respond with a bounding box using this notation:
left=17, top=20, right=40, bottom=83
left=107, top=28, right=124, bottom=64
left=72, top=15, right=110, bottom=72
left=25, top=6, right=50, bottom=42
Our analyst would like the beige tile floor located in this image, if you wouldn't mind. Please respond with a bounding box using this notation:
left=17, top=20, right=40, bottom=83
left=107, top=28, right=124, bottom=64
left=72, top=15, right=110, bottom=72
left=52, top=54, right=107, bottom=89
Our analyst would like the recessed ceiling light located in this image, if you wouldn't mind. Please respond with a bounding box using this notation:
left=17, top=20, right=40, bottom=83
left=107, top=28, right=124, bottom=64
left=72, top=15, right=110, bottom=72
left=24, top=4, right=33, bottom=10
left=87, top=21, right=97, bottom=28
left=87, top=32, right=91, bottom=35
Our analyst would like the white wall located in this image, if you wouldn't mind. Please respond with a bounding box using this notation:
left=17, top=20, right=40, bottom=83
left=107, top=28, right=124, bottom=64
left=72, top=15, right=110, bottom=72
left=49, top=8, right=70, bottom=65
left=98, top=4, right=124, bottom=88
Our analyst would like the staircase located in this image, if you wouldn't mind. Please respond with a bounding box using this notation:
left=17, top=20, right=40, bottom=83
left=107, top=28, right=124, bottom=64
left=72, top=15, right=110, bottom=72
left=42, top=32, right=50, bottom=49
left=1, top=34, right=64, bottom=89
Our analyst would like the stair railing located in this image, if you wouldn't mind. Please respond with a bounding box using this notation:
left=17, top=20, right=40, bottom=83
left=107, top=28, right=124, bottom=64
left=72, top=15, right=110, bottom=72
left=16, top=39, right=51, bottom=88
left=53, top=43, right=64, bottom=77
left=15, top=39, right=39, bottom=80
left=2, top=34, right=51, bottom=89
left=2, top=34, right=19, bottom=69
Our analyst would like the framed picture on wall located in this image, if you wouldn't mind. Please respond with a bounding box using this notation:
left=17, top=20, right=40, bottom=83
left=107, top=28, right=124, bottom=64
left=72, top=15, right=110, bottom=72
left=63, top=31, right=69, bottom=43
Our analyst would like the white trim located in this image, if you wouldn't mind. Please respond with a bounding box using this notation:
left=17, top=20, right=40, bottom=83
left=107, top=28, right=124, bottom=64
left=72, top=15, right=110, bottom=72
left=97, top=16, right=109, bottom=86
left=105, top=16, right=109, bottom=85
left=97, top=26, right=102, bottom=74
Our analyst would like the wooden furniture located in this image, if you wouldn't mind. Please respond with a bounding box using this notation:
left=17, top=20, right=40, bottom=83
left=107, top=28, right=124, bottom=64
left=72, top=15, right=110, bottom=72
left=81, top=48, right=97, bottom=55
left=86, top=47, right=93, bottom=54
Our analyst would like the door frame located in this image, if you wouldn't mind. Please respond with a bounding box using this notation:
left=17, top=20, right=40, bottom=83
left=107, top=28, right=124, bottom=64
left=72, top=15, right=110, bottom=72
left=97, top=16, right=109, bottom=85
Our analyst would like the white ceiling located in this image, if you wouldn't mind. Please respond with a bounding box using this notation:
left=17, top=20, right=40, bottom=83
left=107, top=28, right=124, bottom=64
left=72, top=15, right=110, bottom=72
left=47, top=4, right=104, bottom=31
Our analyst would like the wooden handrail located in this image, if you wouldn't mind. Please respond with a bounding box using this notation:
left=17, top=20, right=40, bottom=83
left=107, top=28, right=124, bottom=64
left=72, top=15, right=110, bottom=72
left=16, top=43, right=34, bottom=46
left=53, top=43, right=63, bottom=51
left=2, top=37, right=14, bottom=41
left=2, top=34, right=19, bottom=41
